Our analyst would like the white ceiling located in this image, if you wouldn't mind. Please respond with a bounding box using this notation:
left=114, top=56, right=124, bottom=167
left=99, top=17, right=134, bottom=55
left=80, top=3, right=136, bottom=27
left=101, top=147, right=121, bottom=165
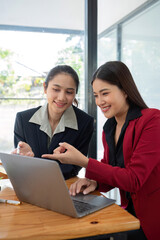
left=0, top=0, right=84, bottom=31
left=0, top=0, right=149, bottom=34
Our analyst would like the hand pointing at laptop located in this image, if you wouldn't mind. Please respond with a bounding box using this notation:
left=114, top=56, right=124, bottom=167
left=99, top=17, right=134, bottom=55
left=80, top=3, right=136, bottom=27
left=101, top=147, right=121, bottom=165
left=42, top=143, right=97, bottom=196
left=42, top=142, right=89, bottom=168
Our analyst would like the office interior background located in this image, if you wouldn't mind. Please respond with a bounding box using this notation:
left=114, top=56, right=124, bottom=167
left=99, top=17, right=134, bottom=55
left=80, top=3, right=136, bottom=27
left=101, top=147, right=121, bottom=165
left=0, top=0, right=160, bottom=202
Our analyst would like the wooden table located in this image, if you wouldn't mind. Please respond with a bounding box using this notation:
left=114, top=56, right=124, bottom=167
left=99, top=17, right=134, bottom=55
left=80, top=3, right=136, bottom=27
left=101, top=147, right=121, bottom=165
left=0, top=176, right=140, bottom=240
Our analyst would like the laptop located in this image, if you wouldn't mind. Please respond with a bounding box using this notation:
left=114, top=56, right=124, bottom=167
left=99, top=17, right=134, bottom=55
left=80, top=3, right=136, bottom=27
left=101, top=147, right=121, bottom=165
left=0, top=152, right=116, bottom=218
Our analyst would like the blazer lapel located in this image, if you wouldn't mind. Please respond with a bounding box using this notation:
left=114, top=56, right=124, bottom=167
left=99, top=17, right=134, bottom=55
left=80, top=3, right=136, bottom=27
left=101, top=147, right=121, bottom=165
left=48, top=132, right=65, bottom=154
left=123, top=121, right=135, bottom=166
left=36, top=126, right=49, bottom=155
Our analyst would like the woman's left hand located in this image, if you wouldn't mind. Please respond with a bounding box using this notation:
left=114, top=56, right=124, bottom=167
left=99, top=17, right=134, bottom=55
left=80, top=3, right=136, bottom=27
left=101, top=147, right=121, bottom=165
left=42, top=142, right=89, bottom=168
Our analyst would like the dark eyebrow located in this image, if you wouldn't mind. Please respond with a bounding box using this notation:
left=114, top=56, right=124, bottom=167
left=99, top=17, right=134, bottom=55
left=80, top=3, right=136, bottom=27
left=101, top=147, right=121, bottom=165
left=52, top=84, right=75, bottom=91
left=93, top=88, right=110, bottom=94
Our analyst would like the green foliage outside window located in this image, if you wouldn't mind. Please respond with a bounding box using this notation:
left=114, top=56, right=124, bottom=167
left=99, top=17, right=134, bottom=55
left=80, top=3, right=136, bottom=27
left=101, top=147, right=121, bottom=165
left=0, top=34, right=83, bottom=103
left=0, top=47, right=45, bottom=103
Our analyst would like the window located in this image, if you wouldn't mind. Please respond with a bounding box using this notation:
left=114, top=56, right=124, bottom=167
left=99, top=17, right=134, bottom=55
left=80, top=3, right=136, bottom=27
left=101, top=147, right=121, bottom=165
left=122, top=1, right=160, bottom=108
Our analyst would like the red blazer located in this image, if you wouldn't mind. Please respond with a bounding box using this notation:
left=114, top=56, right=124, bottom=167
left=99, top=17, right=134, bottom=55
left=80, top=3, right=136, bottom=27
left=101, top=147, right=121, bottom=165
left=86, top=108, right=160, bottom=240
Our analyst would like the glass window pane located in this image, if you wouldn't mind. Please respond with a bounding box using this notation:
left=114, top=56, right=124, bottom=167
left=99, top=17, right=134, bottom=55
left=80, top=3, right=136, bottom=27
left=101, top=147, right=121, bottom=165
left=97, top=30, right=117, bottom=160
left=122, top=1, right=160, bottom=108
left=98, top=30, right=117, bottom=66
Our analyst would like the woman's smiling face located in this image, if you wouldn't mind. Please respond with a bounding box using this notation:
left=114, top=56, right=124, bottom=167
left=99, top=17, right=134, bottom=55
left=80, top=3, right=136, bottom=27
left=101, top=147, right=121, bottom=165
left=44, top=73, right=76, bottom=115
left=92, top=78, right=129, bottom=121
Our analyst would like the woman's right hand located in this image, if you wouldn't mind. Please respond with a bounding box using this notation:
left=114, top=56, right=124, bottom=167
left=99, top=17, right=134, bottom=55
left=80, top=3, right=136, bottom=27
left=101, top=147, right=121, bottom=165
left=12, top=141, right=34, bottom=157
left=69, top=178, right=98, bottom=196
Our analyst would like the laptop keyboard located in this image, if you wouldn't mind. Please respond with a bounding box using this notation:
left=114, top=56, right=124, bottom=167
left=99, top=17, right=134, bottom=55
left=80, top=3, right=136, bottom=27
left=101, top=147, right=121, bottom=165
left=73, top=200, right=96, bottom=213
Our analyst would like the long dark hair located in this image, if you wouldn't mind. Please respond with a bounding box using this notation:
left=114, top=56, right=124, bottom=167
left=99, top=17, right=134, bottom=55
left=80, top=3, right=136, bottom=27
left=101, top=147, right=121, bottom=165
left=45, top=65, right=79, bottom=106
left=92, top=61, right=148, bottom=109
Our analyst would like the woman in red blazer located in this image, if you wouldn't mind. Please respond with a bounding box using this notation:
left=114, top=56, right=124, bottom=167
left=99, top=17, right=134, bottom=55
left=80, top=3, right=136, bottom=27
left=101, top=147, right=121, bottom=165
left=43, top=61, right=160, bottom=240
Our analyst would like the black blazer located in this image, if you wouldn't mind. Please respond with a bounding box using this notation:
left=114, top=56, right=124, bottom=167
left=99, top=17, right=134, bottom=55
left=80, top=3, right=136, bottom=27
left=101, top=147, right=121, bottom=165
left=14, top=105, right=94, bottom=179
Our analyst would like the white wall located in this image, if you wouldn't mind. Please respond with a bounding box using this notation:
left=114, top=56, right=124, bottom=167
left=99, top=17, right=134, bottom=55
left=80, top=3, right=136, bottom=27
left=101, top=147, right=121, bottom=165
left=98, top=0, right=148, bottom=33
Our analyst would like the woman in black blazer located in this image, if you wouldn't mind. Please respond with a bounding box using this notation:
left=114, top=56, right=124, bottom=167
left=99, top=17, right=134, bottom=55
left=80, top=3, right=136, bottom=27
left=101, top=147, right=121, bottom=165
left=13, top=65, right=94, bottom=179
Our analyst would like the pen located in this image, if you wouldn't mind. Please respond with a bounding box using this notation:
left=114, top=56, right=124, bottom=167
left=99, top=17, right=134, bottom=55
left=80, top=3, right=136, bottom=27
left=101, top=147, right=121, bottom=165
left=0, top=199, right=21, bottom=205
left=17, top=143, right=20, bottom=155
